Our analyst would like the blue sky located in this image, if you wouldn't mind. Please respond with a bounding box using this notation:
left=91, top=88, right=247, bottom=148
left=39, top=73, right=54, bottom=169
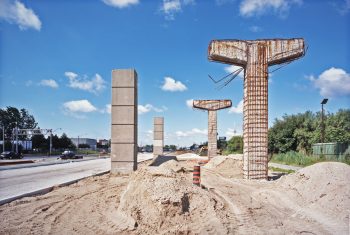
left=0, top=0, right=349, bottom=146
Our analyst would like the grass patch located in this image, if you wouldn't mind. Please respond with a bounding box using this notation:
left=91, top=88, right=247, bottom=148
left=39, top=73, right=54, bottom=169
left=268, top=166, right=295, bottom=174
left=271, top=151, right=318, bottom=167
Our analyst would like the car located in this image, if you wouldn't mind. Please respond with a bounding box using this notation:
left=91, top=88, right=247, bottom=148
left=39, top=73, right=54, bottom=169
left=0, top=151, right=23, bottom=159
left=60, top=150, right=83, bottom=160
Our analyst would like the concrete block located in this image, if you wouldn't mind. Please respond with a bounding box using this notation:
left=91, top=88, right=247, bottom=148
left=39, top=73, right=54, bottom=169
left=111, top=125, right=135, bottom=143
left=110, top=161, right=136, bottom=174
left=111, top=88, right=135, bottom=106
left=154, top=125, right=163, bottom=132
left=153, top=140, right=163, bottom=146
left=111, top=106, right=135, bottom=125
left=153, top=131, right=163, bottom=140
left=154, top=117, right=164, bottom=125
left=110, top=144, right=136, bottom=162
left=112, top=69, right=137, bottom=87
left=153, top=146, right=163, bottom=156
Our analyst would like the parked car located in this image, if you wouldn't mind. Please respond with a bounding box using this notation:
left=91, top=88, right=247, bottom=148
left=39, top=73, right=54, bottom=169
left=60, top=150, right=83, bottom=160
left=0, top=151, right=23, bottom=159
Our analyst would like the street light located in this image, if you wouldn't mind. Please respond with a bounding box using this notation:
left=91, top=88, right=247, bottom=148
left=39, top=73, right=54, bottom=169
left=321, top=98, right=328, bottom=144
left=1, top=124, right=4, bottom=153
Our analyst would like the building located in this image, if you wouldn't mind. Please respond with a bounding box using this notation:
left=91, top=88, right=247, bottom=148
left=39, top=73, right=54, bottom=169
left=70, top=138, right=97, bottom=150
left=98, top=139, right=109, bottom=146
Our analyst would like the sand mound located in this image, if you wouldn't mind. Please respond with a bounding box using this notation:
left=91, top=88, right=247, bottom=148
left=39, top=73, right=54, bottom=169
left=277, top=162, right=350, bottom=220
left=114, top=165, right=230, bottom=234
left=204, top=156, right=243, bottom=178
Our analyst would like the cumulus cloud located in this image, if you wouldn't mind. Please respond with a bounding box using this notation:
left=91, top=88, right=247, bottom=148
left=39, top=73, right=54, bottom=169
left=39, top=79, right=59, bottom=88
left=65, top=72, right=106, bottom=94
left=0, top=0, right=41, bottom=30
left=239, top=0, right=302, bottom=18
left=186, top=99, right=194, bottom=108
left=160, top=0, right=194, bottom=20
left=105, top=104, right=111, bottom=114
left=138, top=104, right=167, bottom=114
left=161, top=77, right=187, bottom=92
left=102, top=0, right=139, bottom=8
left=63, top=100, right=97, bottom=113
left=229, top=100, right=244, bottom=114
left=175, top=128, right=207, bottom=137
left=308, top=67, right=350, bottom=98
left=224, top=65, right=244, bottom=78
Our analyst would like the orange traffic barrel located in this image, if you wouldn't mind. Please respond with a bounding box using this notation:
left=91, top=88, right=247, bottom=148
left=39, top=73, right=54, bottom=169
left=193, top=165, right=201, bottom=186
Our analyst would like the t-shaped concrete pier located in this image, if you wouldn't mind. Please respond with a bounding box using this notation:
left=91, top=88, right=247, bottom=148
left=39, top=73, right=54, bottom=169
left=208, top=38, right=305, bottom=179
left=193, top=100, right=232, bottom=159
left=153, top=117, right=164, bottom=156
left=111, top=69, right=138, bottom=174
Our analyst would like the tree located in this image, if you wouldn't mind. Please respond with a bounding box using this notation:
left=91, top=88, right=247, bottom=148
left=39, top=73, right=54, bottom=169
left=59, top=133, right=75, bottom=149
left=0, top=107, right=38, bottom=140
left=268, top=109, right=350, bottom=154
left=226, top=136, right=243, bottom=154
left=32, top=134, right=47, bottom=150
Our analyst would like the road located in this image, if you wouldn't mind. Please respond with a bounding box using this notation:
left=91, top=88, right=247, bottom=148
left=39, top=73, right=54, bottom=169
left=0, top=153, right=153, bottom=204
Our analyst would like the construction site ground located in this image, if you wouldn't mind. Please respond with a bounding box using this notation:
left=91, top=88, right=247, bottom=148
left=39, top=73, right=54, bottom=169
left=0, top=154, right=349, bottom=234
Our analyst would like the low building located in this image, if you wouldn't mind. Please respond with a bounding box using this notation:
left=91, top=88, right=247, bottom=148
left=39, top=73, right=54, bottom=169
left=98, top=139, right=109, bottom=146
left=70, top=138, right=97, bottom=150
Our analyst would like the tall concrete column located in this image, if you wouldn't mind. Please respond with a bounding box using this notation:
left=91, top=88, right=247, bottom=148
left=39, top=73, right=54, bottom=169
left=208, top=110, right=217, bottom=158
left=153, top=117, right=164, bottom=156
left=111, top=69, right=138, bottom=174
left=242, top=43, right=268, bottom=180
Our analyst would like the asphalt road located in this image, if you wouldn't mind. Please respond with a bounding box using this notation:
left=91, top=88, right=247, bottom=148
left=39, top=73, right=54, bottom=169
left=0, top=153, right=153, bottom=204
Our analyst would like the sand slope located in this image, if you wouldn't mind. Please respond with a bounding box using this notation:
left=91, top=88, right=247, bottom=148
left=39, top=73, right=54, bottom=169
left=1, top=159, right=349, bottom=235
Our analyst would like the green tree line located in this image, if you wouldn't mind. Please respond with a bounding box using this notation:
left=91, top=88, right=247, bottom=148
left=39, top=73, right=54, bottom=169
left=268, top=109, right=350, bottom=154
left=1, top=106, right=74, bottom=152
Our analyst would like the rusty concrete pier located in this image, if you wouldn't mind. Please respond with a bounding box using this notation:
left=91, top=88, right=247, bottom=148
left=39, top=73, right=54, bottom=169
left=193, top=100, right=232, bottom=159
left=208, top=38, right=305, bottom=179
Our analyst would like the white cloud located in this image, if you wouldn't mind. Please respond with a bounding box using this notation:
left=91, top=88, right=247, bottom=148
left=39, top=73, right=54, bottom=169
left=224, top=65, right=244, bottom=78
left=249, top=25, right=262, bottom=32
left=39, top=79, right=59, bottom=88
left=161, top=77, right=187, bottom=92
left=63, top=100, right=97, bottom=113
left=0, top=0, right=41, bottom=31
left=229, top=99, right=244, bottom=114
left=138, top=104, right=167, bottom=114
left=105, top=104, right=111, bottom=114
left=239, top=0, right=302, bottom=17
left=186, top=99, right=193, bottom=108
left=65, top=72, right=106, bottom=94
left=175, top=128, right=207, bottom=137
left=308, top=67, right=350, bottom=98
left=160, top=0, right=194, bottom=20
left=102, top=0, right=139, bottom=8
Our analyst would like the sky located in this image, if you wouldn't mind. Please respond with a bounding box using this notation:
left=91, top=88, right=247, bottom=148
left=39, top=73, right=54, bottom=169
left=0, top=0, right=349, bottom=147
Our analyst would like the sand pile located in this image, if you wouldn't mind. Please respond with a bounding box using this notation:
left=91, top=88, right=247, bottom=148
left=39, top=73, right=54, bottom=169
left=114, top=162, right=230, bottom=234
left=204, top=155, right=243, bottom=178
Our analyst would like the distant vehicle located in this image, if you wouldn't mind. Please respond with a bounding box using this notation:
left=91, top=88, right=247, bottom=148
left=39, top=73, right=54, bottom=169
left=0, top=151, right=23, bottom=160
left=60, top=150, right=83, bottom=160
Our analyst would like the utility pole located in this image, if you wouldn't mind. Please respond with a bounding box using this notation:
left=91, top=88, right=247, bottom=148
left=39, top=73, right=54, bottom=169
left=15, top=122, right=18, bottom=154
left=1, top=124, right=4, bottom=153
left=49, top=129, right=52, bottom=156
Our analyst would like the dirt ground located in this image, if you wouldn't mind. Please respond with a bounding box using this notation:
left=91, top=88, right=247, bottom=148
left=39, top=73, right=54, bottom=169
left=1, top=156, right=349, bottom=235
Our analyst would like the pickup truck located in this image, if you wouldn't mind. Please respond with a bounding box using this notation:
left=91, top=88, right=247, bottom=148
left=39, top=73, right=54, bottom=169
left=60, top=150, right=83, bottom=160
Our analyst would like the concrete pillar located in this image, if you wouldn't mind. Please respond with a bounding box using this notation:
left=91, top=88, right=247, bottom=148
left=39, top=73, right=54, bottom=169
left=208, top=110, right=217, bottom=158
left=111, top=69, right=137, bottom=174
left=243, top=44, right=268, bottom=179
left=153, top=117, right=164, bottom=156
